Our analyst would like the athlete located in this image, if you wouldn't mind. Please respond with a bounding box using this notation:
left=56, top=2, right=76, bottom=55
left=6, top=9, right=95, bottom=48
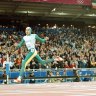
left=13, top=27, right=63, bottom=83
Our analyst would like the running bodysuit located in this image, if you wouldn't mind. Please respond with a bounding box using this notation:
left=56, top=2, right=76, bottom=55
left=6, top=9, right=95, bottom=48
left=15, top=34, right=54, bottom=77
left=16, top=34, right=45, bottom=51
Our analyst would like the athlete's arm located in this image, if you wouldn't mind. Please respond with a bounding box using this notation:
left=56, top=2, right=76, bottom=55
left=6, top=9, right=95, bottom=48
left=35, top=34, right=46, bottom=43
left=15, top=38, right=25, bottom=50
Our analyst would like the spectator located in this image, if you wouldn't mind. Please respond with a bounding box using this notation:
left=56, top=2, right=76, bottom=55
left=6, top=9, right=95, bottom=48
left=47, top=71, right=56, bottom=83
left=29, top=72, right=35, bottom=84
left=55, top=71, right=63, bottom=83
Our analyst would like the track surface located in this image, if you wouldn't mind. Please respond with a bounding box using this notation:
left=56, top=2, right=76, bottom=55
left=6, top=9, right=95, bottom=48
left=0, top=82, right=96, bottom=96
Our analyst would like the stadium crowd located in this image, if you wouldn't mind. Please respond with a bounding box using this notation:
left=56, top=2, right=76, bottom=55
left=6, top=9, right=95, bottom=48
left=0, top=24, right=96, bottom=70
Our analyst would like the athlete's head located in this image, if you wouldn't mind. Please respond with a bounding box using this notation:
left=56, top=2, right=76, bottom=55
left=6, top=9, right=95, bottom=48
left=25, top=27, right=32, bottom=35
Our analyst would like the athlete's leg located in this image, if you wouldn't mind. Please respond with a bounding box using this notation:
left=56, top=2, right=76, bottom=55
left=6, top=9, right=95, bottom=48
left=13, top=50, right=37, bottom=82
left=35, top=54, right=63, bottom=65
left=35, top=54, right=54, bottom=65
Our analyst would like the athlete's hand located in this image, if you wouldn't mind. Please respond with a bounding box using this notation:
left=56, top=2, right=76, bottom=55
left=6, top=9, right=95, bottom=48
left=11, top=49, right=18, bottom=55
left=45, top=37, right=49, bottom=41
left=14, top=42, right=18, bottom=47
left=15, top=50, right=18, bottom=54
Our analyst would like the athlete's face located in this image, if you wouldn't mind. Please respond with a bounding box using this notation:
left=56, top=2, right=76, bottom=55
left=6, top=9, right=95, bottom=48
left=25, top=27, right=31, bottom=35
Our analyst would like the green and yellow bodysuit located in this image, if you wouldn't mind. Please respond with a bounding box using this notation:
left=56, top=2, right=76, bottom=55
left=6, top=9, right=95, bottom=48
left=16, top=34, right=54, bottom=78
